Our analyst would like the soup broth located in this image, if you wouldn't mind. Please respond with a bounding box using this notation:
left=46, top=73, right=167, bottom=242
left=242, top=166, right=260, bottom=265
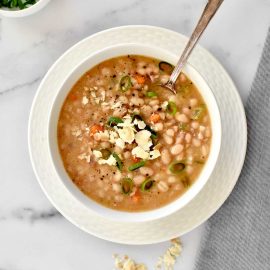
left=57, top=55, right=211, bottom=212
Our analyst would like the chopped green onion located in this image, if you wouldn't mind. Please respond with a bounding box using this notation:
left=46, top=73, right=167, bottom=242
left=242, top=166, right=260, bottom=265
left=141, top=179, right=155, bottom=192
left=179, top=123, right=188, bottom=131
left=191, top=105, right=205, bottom=120
left=107, top=116, right=123, bottom=127
left=128, top=160, right=146, bottom=171
left=169, top=161, right=186, bottom=174
left=0, top=0, right=36, bottom=9
left=145, top=124, right=158, bottom=139
left=131, top=114, right=143, bottom=122
left=121, top=178, right=133, bottom=195
left=159, top=61, right=173, bottom=74
left=177, top=85, right=190, bottom=94
left=112, top=153, right=123, bottom=171
left=166, top=101, right=177, bottom=116
left=181, top=176, right=190, bottom=188
left=119, top=75, right=132, bottom=92
left=195, top=160, right=205, bottom=164
left=145, top=91, right=158, bottom=98
left=100, top=149, right=111, bottom=160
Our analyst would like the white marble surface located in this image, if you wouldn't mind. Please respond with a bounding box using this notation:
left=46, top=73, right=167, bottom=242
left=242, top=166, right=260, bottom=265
left=0, top=0, right=269, bottom=269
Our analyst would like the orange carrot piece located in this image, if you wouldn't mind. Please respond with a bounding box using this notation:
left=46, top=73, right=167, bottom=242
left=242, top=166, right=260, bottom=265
left=132, top=156, right=141, bottom=163
left=69, top=94, right=77, bottom=101
left=134, top=74, right=146, bottom=84
left=132, top=190, right=141, bottom=203
left=150, top=113, right=161, bottom=123
left=90, top=124, right=104, bottom=135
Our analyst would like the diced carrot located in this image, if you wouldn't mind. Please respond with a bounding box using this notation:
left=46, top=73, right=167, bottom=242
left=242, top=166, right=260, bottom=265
left=134, top=74, right=146, bottom=84
left=132, top=190, right=141, bottom=203
left=90, top=124, right=104, bottom=135
left=69, top=94, right=77, bottom=101
left=150, top=113, right=161, bottom=123
left=132, top=156, right=141, bottom=163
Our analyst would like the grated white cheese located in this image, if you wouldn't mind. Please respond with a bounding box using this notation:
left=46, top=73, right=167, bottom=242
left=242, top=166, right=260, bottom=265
left=135, top=130, right=152, bottom=151
left=161, top=101, right=169, bottom=110
left=111, top=101, right=123, bottom=109
left=149, top=149, right=161, bottom=160
left=115, top=138, right=125, bottom=149
left=116, top=126, right=135, bottom=144
left=82, top=96, right=89, bottom=105
left=134, top=119, right=146, bottom=130
left=109, top=131, right=119, bottom=144
left=77, top=153, right=90, bottom=163
left=132, top=146, right=149, bottom=159
left=93, top=150, right=102, bottom=159
left=98, top=154, right=117, bottom=166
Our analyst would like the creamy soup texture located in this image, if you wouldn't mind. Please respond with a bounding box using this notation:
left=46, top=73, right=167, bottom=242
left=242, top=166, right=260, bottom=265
left=57, top=55, right=212, bottom=212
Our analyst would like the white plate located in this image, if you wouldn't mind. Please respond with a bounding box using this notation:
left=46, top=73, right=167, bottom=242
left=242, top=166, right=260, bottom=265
left=28, top=25, right=247, bottom=245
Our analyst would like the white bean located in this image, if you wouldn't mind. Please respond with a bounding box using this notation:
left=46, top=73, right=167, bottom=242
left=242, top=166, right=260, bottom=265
left=139, top=167, right=153, bottom=176
left=198, top=132, right=204, bottom=140
left=182, top=107, right=191, bottom=116
left=168, top=176, right=177, bottom=184
left=189, top=98, right=198, bottom=107
left=114, top=195, right=124, bottom=202
left=164, top=135, right=173, bottom=145
left=186, top=165, right=193, bottom=175
left=149, top=100, right=159, bottom=106
left=185, top=133, right=192, bottom=143
left=192, top=138, right=201, bottom=147
left=170, top=144, right=184, bottom=155
left=175, top=113, right=189, bottom=123
left=201, top=145, right=209, bottom=157
left=133, top=175, right=145, bottom=185
left=166, top=128, right=175, bottom=137
left=155, top=123, right=164, bottom=131
left=112, top=183, right=121, bottom=193
left=161, top=148, right=171, bottom=165
left=158, top=181, right=169, bottom=192
left=114, top=171, right=122, bottom=182
left=191, top=121, right=199, bottom=129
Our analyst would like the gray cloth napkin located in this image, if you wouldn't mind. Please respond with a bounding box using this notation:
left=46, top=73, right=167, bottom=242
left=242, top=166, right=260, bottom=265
left=195, top=28, right=270, bottom=270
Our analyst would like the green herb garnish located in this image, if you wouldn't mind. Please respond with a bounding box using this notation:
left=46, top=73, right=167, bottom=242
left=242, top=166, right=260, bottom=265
left=100, top=149, right=111, bottom=160
left=128, top=160, right=146, bottom=171
left=166, top=101, right=177, bottom=116
left=107, top=116, right=123, bottom=127
left=141, top=179, right=155, bottom=192
left=191, top=105, right=206, bottom=120
left=169, top=161, right=186, bottom=174
left=121, top=178, right=133, bottom=195
left=119, top=75, right=132, bottom=92
left=145, top=91, right=158, bottom=98
left=0, top=0, right=36, bottom=9
left=159, top=61, right=173, bottom=74
left=179, top=123, right=188, bottom=131
left=112, top=153, right=123, bottom=171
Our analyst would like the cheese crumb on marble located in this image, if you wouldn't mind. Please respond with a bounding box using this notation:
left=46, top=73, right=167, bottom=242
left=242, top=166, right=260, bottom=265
left=155, top=238, right=182, bottom=270
left=113, top=254, right=147, bottom=270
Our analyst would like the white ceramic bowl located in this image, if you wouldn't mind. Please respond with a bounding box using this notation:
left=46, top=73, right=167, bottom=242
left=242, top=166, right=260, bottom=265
left=48, top=43, right=222, bottom=223
left=0, top=0, right=50, bottom=18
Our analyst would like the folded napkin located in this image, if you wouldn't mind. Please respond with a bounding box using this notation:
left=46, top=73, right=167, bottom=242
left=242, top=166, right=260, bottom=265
left=195, top=28, right=270, bottom=270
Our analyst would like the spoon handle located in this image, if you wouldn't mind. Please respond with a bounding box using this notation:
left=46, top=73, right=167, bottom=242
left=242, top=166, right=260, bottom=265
left=168, top=0, right=224, bottom=85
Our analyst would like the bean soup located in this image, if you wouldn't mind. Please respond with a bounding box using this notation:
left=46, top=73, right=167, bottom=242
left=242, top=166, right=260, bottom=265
left=57, top=55, right=212, bottom=212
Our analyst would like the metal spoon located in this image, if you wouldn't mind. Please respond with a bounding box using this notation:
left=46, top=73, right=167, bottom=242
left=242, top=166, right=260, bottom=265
left=163, top=0, right=224, bottom=94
